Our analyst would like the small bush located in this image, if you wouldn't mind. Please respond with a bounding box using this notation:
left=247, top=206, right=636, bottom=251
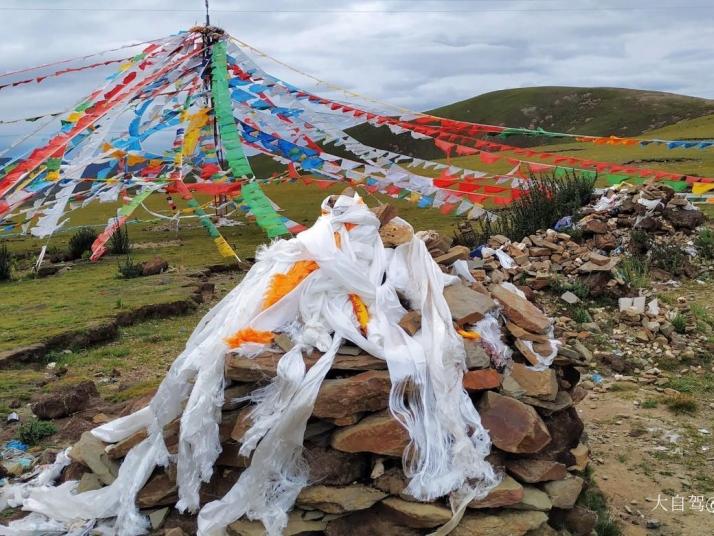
left=695, top=228, right=714, bottom=259
left=117, top=255, right=143, bottom=279
left=68, top=227, right=97, bottom=260
left=570, top=306, right=593, bottom=324
left=110, top=225, right=130, bottom=255
left=629, top=229, right=650, bottom=256
left=0, top=243, right=12, bottom=281
left=671, top=313, right=687, bottom=334
left=617, top=256, right=649, bottom=289
left=641, top=399, right=658, bottom=409
left=664, top=394, right=698, bottom=415
left=453, top=171, right=596, bottom=247
left=17, top=419, right=57, bottom=446
left=650, top=243, right=688, bottom=276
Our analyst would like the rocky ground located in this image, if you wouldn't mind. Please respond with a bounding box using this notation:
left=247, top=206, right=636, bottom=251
left=2, top=185, right=714, bottom=535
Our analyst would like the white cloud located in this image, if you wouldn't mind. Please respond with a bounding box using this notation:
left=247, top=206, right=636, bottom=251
left=0, top=0, right=712, bottom=150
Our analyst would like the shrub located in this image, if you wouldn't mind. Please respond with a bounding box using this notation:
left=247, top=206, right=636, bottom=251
left=650, top=243, right=688, bottom=276
left=617, top=256, right=649, bottom=289
left=110, top=225, right=130, bottom=255
left=664, top=394, right=698, bottom=415
left=68, top=227, right=97, bottom=260
left=671, top=313, right=687, bottom=334
left=0, top=243, right=12, bottom=281
left=453, top=171, right=596, bottom=248
left=629, top=229, right=650, bottom=256
left=695, top=228, right=714, bottom=259
left=117, top=255, right=143, bottom=279
left=17, top=419, right=57, bottom=446
left=570, top=306, right=593, bottom=324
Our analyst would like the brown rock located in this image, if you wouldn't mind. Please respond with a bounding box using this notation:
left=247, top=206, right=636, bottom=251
left=515, top=339, right=543, bottom=367
left=452, top=511, right=548, bottom=536
left=296, top=484, right=387, bottom=514
left=569, top=443, right=590, bottom=471
left=434, top=246, right=471, bottom=265
left=215, top=442, right=250, bottom=468
left=578, top=257, right=620, bottom=273
left=508, top=363, right=558, bottom=401
left=326, top=507, right=420, bottom=536
left=464, top=339, right=490, bottom=369
left=229, top=511, right=328, bottom=536
left=462, top=369, right=502, bottom=391
left=372, top=467, right=409, bottom=496
left=543, top=475, right=584, bottom=509
left=141, top=256, right=169, bottom=276
left=512, top=485, right=552, bottom=512
left=32, top=381, right=98, bottom=420
left=469, top=475, right=524, bottom=508
left=107, top=429, right=148, bottom=460
left=506, top=459, right=567, bottom=483
left=331, top=410, right=409, bottom=457
left=226, top=351, right=386, bottom=382
left=371, top=204, right=398, bottom=227
left=305, top=445, right=369, bottom=486
left=138, top=470, right=178, bottom=508
left=491, top=284, right=551, bottom=334
left=506, top=322, right=551, bottom=343
left=539, top=408, right=584, bottom=465
left=478, top=392, right=551, bottom=454
left=380, top=218, right=414, bottom=247
left=313, top=370, right=391, bottom=419
left=564, top=506, right=598, bottom=535
left=520, top=391, right=573, bottom=414
left=588, top=252, right=610, bottom=266
left=69, top=431, right=118, bottom=486
left=582, top=219, right=608, bottom=234
left=380, top=497, right=452, bottom=528
left=664, top=206, right=705, bottom=229
left=398, top=310, right=422, bottom=336
left=443, top=283, right=497, bottom=326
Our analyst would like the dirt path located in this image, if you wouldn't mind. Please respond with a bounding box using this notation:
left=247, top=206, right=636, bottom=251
left=581, top=389, right=714, bottom=535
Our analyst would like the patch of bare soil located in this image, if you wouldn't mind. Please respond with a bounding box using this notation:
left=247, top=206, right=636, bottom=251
left=582, top=392, right=714, bottom=535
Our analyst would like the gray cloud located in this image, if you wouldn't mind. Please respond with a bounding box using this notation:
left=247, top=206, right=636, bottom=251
left=0, top=0, right=713, bottom=151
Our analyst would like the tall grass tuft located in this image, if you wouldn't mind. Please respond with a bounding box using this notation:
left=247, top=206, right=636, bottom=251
left=453, top=171, right=596, bottom=248
left=0, top=243, right=12, bottom=281
left=68, top=227, right=98, bottom=260
left=110, top=225, right=130, bottom=255
left=695, top=228, right=714, bottom=259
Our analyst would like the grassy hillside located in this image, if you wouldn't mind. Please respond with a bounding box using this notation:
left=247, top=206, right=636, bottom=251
left=346, top=87, right=714, bottom=159
left=429, top=86, right=714, bottom=137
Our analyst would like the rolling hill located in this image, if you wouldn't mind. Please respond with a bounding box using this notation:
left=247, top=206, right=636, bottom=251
left=345, top=86, right=714, bottom=160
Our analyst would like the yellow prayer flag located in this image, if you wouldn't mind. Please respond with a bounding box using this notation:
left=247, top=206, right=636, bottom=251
left=692, top=182, right=714, bottom=195
left=214, top=236, right=237, bottom=258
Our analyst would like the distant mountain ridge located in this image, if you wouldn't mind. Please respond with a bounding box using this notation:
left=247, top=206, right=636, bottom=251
left=427, top=86, right=714, bottom=138
left=345, top=86, right=714, bottom=160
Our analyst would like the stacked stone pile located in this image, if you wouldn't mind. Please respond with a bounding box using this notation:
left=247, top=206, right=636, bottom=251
left=580, top=183, right=705, bottom=237
left=54, top=208, right=595, bottom=536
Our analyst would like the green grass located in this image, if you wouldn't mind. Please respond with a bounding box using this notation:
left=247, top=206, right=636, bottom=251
left=666, top=374, right=714, bottom=394
left=641, top=399, right=658, bottom=409
left=579, top=466, right=624, bottom=536
left=664, top=394, right=699, bottom=415
left=617, top=256, right=650, bottom=290
left=0, top=182, right=462, bottom=352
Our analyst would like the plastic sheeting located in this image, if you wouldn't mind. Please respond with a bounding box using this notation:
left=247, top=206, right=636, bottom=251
left=2, top=194, right=499, bottom=536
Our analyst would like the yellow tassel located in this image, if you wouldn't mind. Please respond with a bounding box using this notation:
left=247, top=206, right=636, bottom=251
left=349, top=294, right=370, bottom=336
left=457, top=329, right=480, bottom=340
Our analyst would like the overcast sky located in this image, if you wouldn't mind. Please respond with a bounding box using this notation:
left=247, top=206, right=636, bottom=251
left=1, top=0, right=714, bottom=148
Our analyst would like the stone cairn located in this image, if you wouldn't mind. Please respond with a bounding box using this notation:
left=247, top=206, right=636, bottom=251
left=58, top=207, right=594, bottom=536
